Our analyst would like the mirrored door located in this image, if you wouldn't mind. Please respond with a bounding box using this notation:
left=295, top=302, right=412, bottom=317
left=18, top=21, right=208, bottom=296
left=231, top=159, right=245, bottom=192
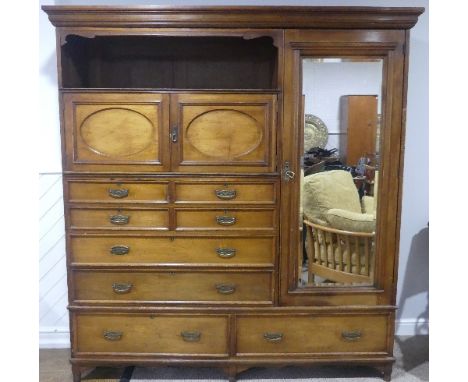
left=298, top=58, right=383, bottom=288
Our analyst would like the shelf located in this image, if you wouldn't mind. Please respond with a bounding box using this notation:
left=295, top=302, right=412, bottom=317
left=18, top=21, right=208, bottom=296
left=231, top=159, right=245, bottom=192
left=61, top=35, right=278, bottom=90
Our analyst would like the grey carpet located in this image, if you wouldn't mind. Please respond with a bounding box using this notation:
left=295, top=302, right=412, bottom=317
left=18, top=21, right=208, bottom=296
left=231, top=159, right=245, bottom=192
left=82, top=336, right=428, bottom=381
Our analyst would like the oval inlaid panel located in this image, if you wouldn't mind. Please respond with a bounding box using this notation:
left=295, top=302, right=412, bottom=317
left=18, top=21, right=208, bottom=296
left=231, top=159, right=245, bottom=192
left=80, top=108, right=154, bottom=157
left=186, top=109, right=262, bottom=159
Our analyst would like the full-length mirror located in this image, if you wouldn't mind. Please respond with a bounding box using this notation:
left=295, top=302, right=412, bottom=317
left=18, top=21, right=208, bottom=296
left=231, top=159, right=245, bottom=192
left=298, top=58, right=383, bottom=288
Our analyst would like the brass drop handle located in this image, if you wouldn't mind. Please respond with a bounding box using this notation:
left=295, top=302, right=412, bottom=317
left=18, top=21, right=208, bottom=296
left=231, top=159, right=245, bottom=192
left=181, top=330, right=201, bottom=342
left=215, top=189, right=237, bottom=200
left=216, top=248, right=236, bottom=259
left=108, top=188, right=129, bottom=199
left=112, top=282, right=133, bottom=294
left=341, top=330, right=362, bottom=341
left=215, top=283, right=236, bottom=294
left=110, top=245, right=130, bottom=255
left=216, top=215, right=236, bottom=226
left=264, top=332, right=284, bottom=343
left=110, top=214, right=130, bottom=225
left=103, top=330, right=123, bottom=341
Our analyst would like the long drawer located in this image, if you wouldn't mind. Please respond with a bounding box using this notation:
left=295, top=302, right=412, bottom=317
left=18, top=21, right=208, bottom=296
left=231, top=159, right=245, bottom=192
left=176, top=208, right=276, bottom=230
left=74, top=313, right=229, bottom=356
left=67, top=180, right=169, bottom=204
left=72, top=270, right=273, bottom=304
left=236, top=314, right=388, bottom=355
left=69, top=207, right=169, bottom=230
left=70, top=235, right=275, bottom=266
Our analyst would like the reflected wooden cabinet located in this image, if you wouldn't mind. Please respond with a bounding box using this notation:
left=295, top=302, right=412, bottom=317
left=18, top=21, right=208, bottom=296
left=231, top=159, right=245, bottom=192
left=43, top=5, right=423, bottom=382
left=340, top=95, right=378, bottom=166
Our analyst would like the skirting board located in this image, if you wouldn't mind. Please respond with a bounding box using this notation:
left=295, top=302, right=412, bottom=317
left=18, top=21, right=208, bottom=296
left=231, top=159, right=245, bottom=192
left=39, top=319, right=429, bottom=349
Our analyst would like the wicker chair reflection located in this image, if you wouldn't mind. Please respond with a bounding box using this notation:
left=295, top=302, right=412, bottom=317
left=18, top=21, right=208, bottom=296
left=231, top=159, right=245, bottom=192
left=302, top=170, right=377, bottom=286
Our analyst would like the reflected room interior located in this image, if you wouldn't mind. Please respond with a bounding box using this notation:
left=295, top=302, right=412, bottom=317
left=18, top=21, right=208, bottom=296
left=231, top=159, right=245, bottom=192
left=299, top=58, right=383, bottom=288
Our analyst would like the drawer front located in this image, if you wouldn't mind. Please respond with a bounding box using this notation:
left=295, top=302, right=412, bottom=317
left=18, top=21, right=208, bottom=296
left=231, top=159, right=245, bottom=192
left=176, top=209, right=276, bottom=230
left=71, top=236, right=275, bottom=265
left=73, top=271, right=273, bottom=304
left=236, top=315, right=388, bottom=355
left=69, top=208, right=169, bottom=230
left=75, top=314, right=228, bottom=355
left=63, top=92, right=169, bottom=172
left=175, top=182, right=276, bottom=204
left=68, top=181, right=168, bottom=204
left=172, top=93, right=277, bottom=173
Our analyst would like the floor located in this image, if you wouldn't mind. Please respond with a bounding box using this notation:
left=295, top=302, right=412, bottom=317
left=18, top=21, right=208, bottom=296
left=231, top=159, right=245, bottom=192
left=39, top=336, right=428, bottom=382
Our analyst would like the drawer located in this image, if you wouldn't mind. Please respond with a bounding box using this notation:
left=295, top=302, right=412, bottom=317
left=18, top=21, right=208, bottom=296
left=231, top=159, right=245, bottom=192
left=73, top=270, right=273, bottom=304
left=236, top=314, right=388, bottom=355
left=70, top=236, right=275, bottom=266
left=69, top=208, right=169, bottom=230
left=74, top=313, right=228, bottom=356
left=176, top=209, right=276, bottom=230
left=67, top=180, right=168, bottom=204
left=175, top=181, right=276, bottom=204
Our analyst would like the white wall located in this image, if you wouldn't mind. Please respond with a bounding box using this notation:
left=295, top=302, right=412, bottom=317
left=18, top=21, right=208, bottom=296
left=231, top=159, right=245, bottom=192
left=303, top=59, right=383, bottom=153
left=39, top=0, right=428, bottom=347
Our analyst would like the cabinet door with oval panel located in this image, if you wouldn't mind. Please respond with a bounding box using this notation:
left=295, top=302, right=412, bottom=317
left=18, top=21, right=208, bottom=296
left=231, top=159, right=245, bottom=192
left=171, top=93, right=277, bottom=173
left=62, top=92, right=170, bottom=172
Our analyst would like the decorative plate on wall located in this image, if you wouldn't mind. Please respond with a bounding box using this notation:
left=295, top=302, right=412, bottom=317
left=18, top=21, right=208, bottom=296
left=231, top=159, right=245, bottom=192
left=304, top=114, right=328, bottom=152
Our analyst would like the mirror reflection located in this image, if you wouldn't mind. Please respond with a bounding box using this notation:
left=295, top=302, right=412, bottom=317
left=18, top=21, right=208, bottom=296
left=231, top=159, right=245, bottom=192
left=299, top=58, right=383, bottom=288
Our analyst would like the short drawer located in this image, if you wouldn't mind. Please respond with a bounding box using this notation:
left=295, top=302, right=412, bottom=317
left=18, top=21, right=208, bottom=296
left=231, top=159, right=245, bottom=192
left=73, top=270, right=273, bottom=304
left=176, top=209, right=276, bottom=230
left=70, top=236, right=275, bottom=266
left=67, top=180, right=168, bottom=204
left=236, top=314, right=388, bottom=355
left=175, top=182, right=276, bottom=204
left=69, top=208, right=169, bottom=230
left=74, top=313, right=228, bottom=355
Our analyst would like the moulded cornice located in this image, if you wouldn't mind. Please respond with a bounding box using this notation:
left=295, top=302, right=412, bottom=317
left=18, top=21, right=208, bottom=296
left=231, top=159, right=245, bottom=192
left=41, top=6, right=424, bottom=30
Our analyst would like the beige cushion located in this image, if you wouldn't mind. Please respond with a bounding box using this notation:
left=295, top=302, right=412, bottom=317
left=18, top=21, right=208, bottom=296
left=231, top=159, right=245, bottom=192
left=361, top=196, right=375, bottom=215
left=325, top=208, right=375, bottom=233
left=303, top=170, right=361, bottom=223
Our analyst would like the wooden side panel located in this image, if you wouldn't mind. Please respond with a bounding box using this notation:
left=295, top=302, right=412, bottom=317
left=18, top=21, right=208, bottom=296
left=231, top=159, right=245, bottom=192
left=75, top=314, right=229, bottom=355
left=62, top=92, right=170, bottom=172
left=171, top=93, right=277, bottom=173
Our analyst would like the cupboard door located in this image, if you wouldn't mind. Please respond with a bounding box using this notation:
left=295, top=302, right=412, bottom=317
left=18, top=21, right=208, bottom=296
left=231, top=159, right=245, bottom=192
left=62, top=92, right=169, bottom=172
left=171, top=93, right=277, bottom=173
